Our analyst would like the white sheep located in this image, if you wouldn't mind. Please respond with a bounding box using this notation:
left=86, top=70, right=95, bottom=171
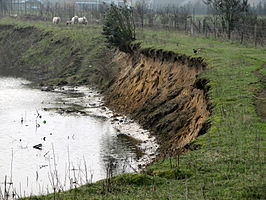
left=78, top=16, right=88, bottom=25
left=71, top=16, right=79, bottom=24
left=66, top=20, right=72, bottom=25
left=52, top=17, right=61, bottom=24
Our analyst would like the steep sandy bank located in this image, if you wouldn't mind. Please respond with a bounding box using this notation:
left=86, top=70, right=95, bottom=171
left=105, top=49, right=211, bottom=156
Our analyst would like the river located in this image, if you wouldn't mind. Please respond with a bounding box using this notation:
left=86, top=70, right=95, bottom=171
left=0, top=77, right=158, bottom=198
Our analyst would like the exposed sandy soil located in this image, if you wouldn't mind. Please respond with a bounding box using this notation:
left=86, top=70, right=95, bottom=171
left=105, top=49, right=211, bottom=157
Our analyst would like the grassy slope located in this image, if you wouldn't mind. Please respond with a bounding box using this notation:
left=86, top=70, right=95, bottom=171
left=0, top=18, right=116, bottom=89
left=138, top=29, right=266, bottom=199
left=2, top=20, right=264, bottom=199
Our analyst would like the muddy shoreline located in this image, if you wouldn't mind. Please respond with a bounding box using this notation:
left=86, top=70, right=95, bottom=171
left=38, top=85, right=159, bottom=169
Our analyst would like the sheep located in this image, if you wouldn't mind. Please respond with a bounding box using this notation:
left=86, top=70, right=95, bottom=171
left=66, top=20, right=72, bottom=25
left=83, top=17, right=88, bottom=25
left=71, top=16, right=79, bottom=24
left=78, top=16, right=88, bottom=25
left=52, top=17, right=61, bottom=24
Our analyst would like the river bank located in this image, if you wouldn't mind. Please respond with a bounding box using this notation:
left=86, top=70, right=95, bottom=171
left=1, top=18, right=266, bottom=199
left=39, top=84, right=159, bottom=167
left=0, top=18, right=210, bottom=158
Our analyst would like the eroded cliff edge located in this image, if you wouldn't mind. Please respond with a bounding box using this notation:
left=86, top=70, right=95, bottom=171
left=105, top=49, right=211, bottom=157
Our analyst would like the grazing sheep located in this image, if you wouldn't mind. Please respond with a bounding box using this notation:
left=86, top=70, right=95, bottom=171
left=71, top=16, right=79, bottom=24
left=52, top=17, right=61, bottom=24
left=66, top=20, right=72, bottom=25
left=83, top=17, right=88, bottom=25
left=78, top=16, right=88, bottom=25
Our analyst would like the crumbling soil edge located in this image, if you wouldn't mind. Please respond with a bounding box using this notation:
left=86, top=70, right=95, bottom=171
left=104, top=47, right=212, bottom=158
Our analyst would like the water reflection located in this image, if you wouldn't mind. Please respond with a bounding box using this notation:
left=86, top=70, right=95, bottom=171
left=0, top=76, right=151, bottom=198
left=100, top=129, right=137, bottom=177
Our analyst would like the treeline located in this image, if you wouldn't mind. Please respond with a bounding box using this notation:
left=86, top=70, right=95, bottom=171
left=133, top=0, right=266, bottom=46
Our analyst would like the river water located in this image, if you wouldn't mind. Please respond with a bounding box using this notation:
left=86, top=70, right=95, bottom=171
left=0, top=77, right=158, bottom=198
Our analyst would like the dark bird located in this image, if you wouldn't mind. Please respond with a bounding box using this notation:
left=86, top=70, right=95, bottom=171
left=43, top=137, right=46, bottom=141
left=193, top=48, right=201, bottom=54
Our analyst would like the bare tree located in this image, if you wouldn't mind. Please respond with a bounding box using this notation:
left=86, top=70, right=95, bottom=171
left=204, top=0, right=249, bottom=39
left=0, top=0, right=8, bottom=16
left=134, top=0, right=148, bottom=28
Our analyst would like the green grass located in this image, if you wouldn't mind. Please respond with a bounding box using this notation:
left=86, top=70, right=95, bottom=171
left=1, top=18, right=266, bottom=199
left=135, top=28, right=266, bottom=199
left=0, top=18, right=116, bottom=88
left=260, top=67, right=266, bottom=76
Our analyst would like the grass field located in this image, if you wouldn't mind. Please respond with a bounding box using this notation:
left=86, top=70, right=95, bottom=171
left=136, top=29, right=266, bottom=199
left=0, top=18, right=117, bottom=88
left=1, top=18, right=265, bottom=199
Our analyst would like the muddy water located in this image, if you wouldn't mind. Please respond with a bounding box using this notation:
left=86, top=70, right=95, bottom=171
left=0, top=77, right=158, bottom=197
